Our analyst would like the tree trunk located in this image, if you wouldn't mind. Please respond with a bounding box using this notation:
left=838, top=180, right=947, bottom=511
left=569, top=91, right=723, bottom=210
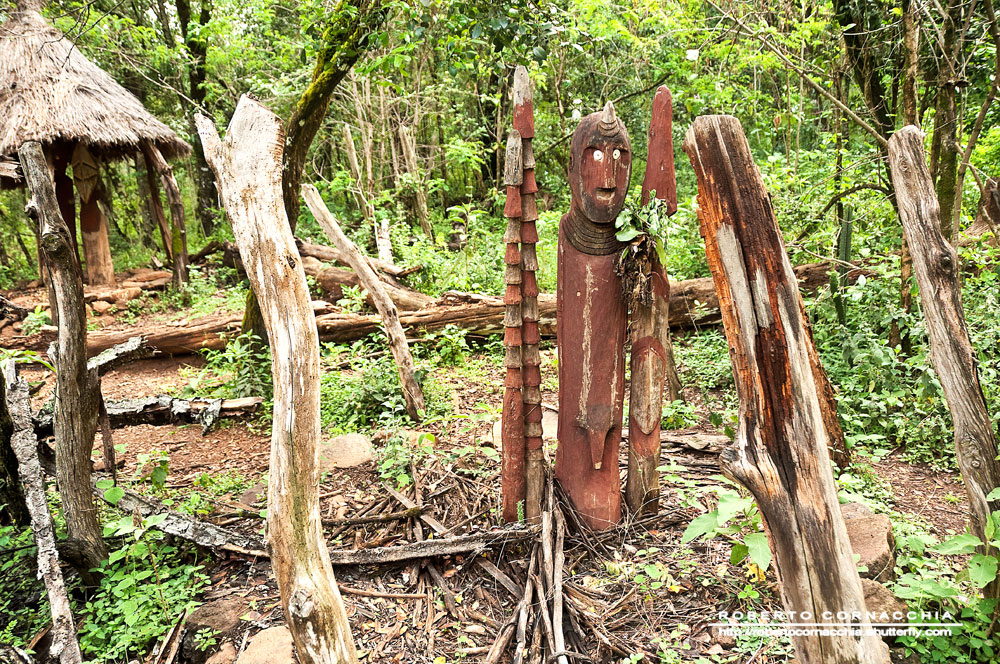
left=683, top=115, right=888, bottom=664
left=889, top=126, right=1000, bottom=601
left=143, top=142, right=189, bottom=287
left=145, top=155, right=175, bottom=264
left=18, top=141, right=107, bottom=578
left=176, top=0, right=217, bottom=236
left=242, top=0, right=387, bottom=348
left=2, top=361, right=82, bottom=664
left=196, top=97, right=359, bottom=664
left=301, top=256, right=431, bottom=311
left=399, top=125, right=434, bottom=240
left=302, top=185, right=425, bottom=421
left=932, top=0, right=963, bottom=241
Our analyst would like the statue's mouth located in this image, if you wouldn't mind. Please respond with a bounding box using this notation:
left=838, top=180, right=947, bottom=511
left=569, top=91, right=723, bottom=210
left=595, top=187, right=616, bottom=203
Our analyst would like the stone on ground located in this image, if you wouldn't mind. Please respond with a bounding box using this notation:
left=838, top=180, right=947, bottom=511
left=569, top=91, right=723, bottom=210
left=318, top=433, right=373, bottom=472
left=841, top=502, right=896, bottom=582
left=235, top=626, right=295, bottom=664
left=181, top=598, right=247, bottom=664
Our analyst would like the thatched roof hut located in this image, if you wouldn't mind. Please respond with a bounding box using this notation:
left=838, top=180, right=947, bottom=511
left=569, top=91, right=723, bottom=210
left=0, top=6, right=190, bottom=162
left=0, top=2, right=190, bottom=286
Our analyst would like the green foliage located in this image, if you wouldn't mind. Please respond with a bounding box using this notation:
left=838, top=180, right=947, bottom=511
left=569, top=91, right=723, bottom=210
left=187, top=332, right=273, bottom=401
left=376, top=432, right=434, bottom=487
left=659, top=400, right=695, bottom=430
left=20, top=306, right=51, bottom=336
left=319, top=336, right=452, bottom=434
left=0, top=526, right=49, bottom=647
left=79, top=533, right=208, bottom=662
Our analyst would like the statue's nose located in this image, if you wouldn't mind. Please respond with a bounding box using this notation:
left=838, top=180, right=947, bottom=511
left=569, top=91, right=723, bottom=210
left=599, top=156, right=616, bottom=188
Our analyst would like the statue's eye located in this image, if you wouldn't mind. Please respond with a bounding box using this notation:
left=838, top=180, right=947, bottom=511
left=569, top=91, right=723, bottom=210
left=613, top=149, right=621, bottom=160
left=593, top=150, right=604, bottom=162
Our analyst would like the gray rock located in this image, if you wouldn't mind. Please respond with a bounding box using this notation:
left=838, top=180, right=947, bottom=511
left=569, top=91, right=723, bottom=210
left=236, top=626, right=295, bottom=664
left=318, top=433, right=373, bottom=472
left=841, top=503, right=896, bottom=582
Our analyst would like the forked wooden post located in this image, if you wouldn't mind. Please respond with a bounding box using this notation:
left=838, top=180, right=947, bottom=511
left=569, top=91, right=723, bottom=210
left=625, top=86, right=677, bottom=515
left=18, top=140, right=107, bottom=577
left=683, top=116, right=888, bottom=664
left=196, top=97, right=359, bottom=664
left=889, top=126, right=1000, bottom=598
left=302, top=184, right=425, bottom=421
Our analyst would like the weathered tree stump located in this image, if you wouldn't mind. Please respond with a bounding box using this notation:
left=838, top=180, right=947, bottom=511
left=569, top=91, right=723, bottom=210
left=18, top=140, right=107, bottom=577
left=889, top=126, right=1000, bottom=600
left=197, top=96, right=359, bottom=664
left=683, top=115, right=888, bottom=664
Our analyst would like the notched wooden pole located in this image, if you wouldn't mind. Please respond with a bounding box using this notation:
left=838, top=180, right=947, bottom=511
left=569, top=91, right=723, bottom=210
left=683, top=115, right=888, bottom=664
left=196, top=97, right=359, bottom=664
left=890, top=126, right=1000, bottom=601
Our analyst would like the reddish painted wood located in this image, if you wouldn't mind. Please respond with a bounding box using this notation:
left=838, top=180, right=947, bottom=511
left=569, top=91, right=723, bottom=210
left=640, top=86, right=677, bottom=214
left=555, top=103, right=631, bottom=529
left=626, top=87, right=677, bottom=515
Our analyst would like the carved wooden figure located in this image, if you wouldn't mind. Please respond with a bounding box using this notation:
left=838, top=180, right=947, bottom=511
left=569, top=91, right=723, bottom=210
left=555, top=102, right=631, bottom=529
left=625, top=86, right=677, bottom=515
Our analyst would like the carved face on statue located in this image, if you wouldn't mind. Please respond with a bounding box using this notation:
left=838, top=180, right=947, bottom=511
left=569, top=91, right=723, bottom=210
left=569, top=102, right=632, bottom=225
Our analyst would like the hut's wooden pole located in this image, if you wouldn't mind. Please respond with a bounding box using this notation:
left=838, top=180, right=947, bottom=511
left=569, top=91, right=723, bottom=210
left=143, top=153, right=174, bottom=263
left=890, top=126, right=1000, bottom=600
left=142, top=141, right=189, bottom=287
left=683, top=116, right=888, bottom=664
left=626, top=86, right=676, bottom=516
left=196, top=97, right=359, bottom=664
left=79, top=195, right=115, bottom=286
left=18, top=140, right=107, bottom=578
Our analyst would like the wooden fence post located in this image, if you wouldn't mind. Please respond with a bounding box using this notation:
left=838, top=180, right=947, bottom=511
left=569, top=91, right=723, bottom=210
left=18, top=140, right=107, bottom=578
left=196, top=97, right=359, bottom=664
left=889, top=126, right=1000, bottom=598
left=683, top=116, right=888, bottom=664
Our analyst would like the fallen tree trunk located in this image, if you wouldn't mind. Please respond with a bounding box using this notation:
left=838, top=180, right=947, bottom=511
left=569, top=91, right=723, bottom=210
left=7, top=261, right=861, bottom=357
left=296, top=239, right=419, bottom=279
left=2, top=361, right=83, bottom=664
left=91, top=475, right=267, bottom=556
left=198, top=96, right=359, bottom=664
left=1, top=294, right=28, bottom=321
left=684, top=115, right=887, bottom=663
left=302, top=256, right=432, bottom=312
left=890, top=127, right=1000, bottom=604
left=34, top=395, right=262, bottom=439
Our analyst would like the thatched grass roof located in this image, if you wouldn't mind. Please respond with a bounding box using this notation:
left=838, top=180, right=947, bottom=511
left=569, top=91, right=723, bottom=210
left=0, top=8, right=190, bottom=165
